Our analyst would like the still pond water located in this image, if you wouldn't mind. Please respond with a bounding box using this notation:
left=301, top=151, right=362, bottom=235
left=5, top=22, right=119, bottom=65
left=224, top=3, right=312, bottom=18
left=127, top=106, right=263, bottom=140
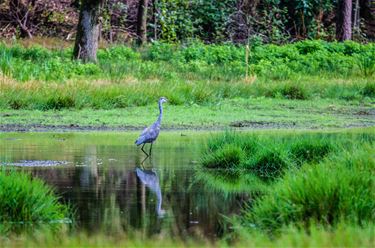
left=0, top=132, right=249, bottom=241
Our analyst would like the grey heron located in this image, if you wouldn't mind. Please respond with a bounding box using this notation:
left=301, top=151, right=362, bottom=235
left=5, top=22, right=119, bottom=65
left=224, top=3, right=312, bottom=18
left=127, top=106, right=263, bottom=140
left=135, top=97, right=168, bottom=157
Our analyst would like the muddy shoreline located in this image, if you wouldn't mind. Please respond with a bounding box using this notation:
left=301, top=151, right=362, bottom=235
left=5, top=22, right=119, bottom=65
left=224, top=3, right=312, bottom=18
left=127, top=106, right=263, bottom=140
left=1, top=121, right=374, bottom=132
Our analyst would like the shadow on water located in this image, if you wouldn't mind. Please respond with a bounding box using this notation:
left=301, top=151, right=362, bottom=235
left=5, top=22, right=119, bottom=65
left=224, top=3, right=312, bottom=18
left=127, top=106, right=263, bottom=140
left=0, top=132, right=250, bottom=241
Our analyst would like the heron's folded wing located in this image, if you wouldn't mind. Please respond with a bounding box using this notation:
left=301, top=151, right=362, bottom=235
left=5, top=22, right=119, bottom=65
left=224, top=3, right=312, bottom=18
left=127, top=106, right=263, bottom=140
left=140, top=126, right=149, bottom=136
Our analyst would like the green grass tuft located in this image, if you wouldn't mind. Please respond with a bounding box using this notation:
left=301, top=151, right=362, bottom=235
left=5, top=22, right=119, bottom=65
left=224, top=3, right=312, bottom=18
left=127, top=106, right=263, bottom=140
left=244, top=145, right=375, bottom=232
left=201, top=131, right=374, bottom=181
left=0, top=169, right=70, bottom=224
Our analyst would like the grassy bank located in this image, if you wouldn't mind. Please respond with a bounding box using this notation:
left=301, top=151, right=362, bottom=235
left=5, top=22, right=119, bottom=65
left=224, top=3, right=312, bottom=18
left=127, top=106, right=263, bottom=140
left=201, top=129, right=374, bottom=178
left=0, top=40, right=374, bottom=111
left=199, top=128, right=374, bottom=245
left=1, top=98, right=374, bottom=131
left=244, top=146, right=374, bottom=232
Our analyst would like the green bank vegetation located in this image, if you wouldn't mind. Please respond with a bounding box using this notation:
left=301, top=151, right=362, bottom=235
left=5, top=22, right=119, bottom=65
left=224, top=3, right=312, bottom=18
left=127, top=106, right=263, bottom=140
left=245, top=146, right=374, bottom=232
left=201, top=130, right=373, bottom=178
left=0, top=169, right=70, bottom=234
left=199, top=128, right=375, bottom=243
left=0, top=40, right=374, bottom=111
left=1, top=98, right=374, bottom=130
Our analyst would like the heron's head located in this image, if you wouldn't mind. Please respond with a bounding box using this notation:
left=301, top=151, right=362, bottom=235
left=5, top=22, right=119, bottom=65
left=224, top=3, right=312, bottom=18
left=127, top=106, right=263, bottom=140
left=159, top=97, right=168, bottom=104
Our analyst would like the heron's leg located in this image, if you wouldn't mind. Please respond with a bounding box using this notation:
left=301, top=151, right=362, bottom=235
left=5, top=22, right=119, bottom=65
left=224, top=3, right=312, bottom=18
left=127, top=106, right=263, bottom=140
left=141, top=143, right=149, bottom=157
left=149, top=143, right=153, bottom=156
left=141, top=156, right=148, bottom=165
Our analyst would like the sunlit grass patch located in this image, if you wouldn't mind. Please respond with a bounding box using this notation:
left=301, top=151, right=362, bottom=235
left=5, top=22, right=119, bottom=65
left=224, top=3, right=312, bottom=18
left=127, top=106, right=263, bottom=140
left=0, top=169, right=70, bottom=226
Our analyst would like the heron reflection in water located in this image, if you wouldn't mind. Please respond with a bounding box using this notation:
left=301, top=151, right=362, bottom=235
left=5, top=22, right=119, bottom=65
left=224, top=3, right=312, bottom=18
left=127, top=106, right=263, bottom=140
left=136, top=166, right=166, bottom=218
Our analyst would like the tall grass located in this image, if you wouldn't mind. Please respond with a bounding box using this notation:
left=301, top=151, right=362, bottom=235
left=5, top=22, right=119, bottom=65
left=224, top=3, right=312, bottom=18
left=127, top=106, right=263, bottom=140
left=201, top=132, right=349, bottom=180
left=1, top=221, right=373, bottom=247
left=243, top=144, right=375, bottom=232
left=232, top=222, right=374, bottom=247
left=0, top=40, right=374, bottom=110
left=202, top=131, right=375, bottom=180
left=0, top=169, right=70, bottom=224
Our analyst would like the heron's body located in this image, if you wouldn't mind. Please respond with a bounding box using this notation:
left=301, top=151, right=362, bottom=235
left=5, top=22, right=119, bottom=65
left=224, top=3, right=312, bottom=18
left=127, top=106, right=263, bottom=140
left=135, top=97, right=167, bottom=156
left=135, top=122, right=161, bottom=145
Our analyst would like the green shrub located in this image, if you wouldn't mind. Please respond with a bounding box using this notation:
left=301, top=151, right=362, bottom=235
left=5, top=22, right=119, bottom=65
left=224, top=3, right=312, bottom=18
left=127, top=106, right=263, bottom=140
left=280, top=83, right=309, bottom=100
left=361, top=82, right=375, bottom=98
left=44, top=95, right=76, bottom=110
left=98, top=46, right=140, bottom=61
left=202, top=144, right=244, bottom=169
left=0, top=170, right=69, bottom=223
left=243, top=150, right=289, bottom=180
left=246, top=146, right=375, bottom=231
left=356, top=51, right=375, bottom=76
left=290, top=138, right=333, bottom=164
left=295, top=40, right=325, bottom=54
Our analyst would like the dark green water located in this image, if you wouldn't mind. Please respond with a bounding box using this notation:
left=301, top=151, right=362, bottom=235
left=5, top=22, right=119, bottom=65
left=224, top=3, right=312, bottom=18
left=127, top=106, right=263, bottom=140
left=0, top=132, right=249, bottom=241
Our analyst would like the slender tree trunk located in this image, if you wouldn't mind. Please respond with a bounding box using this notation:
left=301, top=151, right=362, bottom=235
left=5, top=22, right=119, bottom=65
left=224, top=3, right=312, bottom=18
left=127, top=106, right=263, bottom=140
left=153, top=0, right=158, bottom=41
left=73, top=0, right=102, bottom=63
left=336, top=0, right=353, bottom=41
left=137, top=0, right=149, bottom=45
left=360, top=0, right=375, bottom=39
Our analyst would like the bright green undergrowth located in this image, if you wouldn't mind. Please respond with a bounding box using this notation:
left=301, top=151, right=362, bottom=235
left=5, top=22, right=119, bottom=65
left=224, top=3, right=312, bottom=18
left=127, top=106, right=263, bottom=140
left=201, top=131, right=374, bottom=180
left=0, top=40, right=374, bottom=110
left=0, top=169, right=70, bottom=227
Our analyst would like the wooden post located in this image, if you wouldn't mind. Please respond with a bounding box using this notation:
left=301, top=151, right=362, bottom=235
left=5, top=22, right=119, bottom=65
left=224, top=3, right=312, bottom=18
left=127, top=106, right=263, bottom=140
left=245, top=44, right=249, bottom=80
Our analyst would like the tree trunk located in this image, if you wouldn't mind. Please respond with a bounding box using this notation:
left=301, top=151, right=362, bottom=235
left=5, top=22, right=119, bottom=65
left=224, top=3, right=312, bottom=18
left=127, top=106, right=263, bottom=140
left=360, top=0, right=375, bottom=40
left=73, top=0, right=102, bottom=63
left=137, top=0, right=149, bottom=45
left=336, top=0, right=353, bottom=41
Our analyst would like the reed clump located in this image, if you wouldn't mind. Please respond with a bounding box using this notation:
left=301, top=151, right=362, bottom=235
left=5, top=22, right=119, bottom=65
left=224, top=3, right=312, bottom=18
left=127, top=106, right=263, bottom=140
left=0, top=170, right=69, bottom=224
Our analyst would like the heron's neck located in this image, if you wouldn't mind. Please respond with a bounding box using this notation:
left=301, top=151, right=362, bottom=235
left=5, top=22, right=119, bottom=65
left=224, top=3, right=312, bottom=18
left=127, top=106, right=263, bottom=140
left=157, top=101, right=163, bottom=123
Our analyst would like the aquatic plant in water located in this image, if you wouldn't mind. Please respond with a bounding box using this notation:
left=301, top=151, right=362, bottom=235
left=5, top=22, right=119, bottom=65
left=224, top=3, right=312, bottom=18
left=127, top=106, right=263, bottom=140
left=0, top=169, right=70, bottom=225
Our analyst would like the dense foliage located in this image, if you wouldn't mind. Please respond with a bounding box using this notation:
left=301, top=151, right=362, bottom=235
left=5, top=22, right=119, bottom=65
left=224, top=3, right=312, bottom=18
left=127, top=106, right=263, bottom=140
left=0, top=40, right=374, bottom=110
left=0, top=0, right=374, bottom=43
